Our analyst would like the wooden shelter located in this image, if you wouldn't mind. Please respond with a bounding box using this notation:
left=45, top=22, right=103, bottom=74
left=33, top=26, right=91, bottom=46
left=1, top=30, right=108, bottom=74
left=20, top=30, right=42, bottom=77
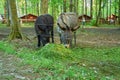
left=106, top=14, right=118, bottom=24
left=99, top=18, right=106, bottom=24
left=20, top=14, right=38, bottom=23
left=78, top=14, right=92, bottom=22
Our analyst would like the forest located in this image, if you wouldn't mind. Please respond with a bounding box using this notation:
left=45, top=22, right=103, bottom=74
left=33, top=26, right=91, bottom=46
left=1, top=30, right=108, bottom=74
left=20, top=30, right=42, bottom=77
left=0, top=0, right=120, bottom=24
left=0, top=0, right=120, bottom=80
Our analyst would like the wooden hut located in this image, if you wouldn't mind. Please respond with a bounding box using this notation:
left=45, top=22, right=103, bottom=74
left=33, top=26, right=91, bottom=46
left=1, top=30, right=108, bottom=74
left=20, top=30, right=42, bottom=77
left=78, top=14, right=92, bottom=22
left=20, top=14, right=38, bottom=23
left=99, top=18, right=106, bottom=24
left=106, top=14, right=118, bottom=24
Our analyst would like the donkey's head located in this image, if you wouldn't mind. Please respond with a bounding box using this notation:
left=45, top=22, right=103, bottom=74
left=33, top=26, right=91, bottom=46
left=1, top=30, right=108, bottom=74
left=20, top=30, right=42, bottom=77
left=57, top=12, right=80, bottom=48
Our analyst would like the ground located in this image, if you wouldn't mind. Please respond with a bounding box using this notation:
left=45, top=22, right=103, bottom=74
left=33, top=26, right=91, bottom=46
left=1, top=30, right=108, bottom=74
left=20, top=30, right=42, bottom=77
left=0, top=27, right=120, bottom=47
left=0, top=27, right=120, bottom=79
left=76, top=27, right=120, bottom=47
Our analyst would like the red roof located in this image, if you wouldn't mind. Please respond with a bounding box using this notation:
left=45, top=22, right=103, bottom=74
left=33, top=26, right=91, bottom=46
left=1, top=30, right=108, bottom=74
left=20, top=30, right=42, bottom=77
left=20, top=14, right=38, bottom=19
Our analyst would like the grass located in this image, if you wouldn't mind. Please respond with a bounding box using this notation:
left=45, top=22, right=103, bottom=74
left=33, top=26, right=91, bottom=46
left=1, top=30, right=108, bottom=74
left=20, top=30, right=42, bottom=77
left=0, top=23, right=7, bottom=28
left=0, top=22, right=34, bottom=28
left=0, top=41, right=16, bottom=54
left=98, top=24, right=120, bottom=28
left=20, top=22, right=34, bottom=27
left=0, top=41, right=120, bottom=79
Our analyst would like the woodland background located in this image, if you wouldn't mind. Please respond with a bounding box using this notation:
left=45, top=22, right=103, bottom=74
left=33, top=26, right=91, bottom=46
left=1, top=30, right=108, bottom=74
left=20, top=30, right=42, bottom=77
left=0, top=0, right=120, bottom=24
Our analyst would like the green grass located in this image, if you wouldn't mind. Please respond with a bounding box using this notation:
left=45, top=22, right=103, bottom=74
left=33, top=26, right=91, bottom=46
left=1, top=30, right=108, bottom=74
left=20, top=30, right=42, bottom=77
left=20, top=22, right=34, bottom=27
left=0, top=41, right=16, bottom=54
left=0, top=23, right=7, bottom=28
left=0, top=22, right=34, bottom=28
left=0, top=41, right=120, bottom=79
left=98, top=24, right=120, bottom=28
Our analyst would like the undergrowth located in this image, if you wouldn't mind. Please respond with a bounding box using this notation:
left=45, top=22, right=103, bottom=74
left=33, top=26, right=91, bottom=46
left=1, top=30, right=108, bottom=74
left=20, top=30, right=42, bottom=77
left=0, top=41, right=120, bottom=79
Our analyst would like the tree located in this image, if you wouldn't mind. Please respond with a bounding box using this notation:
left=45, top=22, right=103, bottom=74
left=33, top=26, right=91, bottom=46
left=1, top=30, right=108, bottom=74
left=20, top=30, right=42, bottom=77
left=95, top=0, right=102, bottom=26
left=75, top=0, right=79, bottom=14
left=73, top=0, right=78, bottom=13
left=25, top=0, right=27, bottom=15
left=63, top=0, right=67, bottom=12
left=118, top=0, right=120, bottom=24
left=8, top=0, right=23, bottom=40
left=36, top=1, right=40, bottom=16
left=109, top=0, right=111, bottom=16
left=102, top=0, right=106, bottom=18
left=41, top=0, right=48, bottom=14
left=82, top=0, right=84, bottom=14
left=106, top=0, right=108, bottom=19
left=90, top=0, right=93, bottom=18
left=4, top=0, right=10, bottom=25
left=69, top=0, right=73, bottom=12
left=0, top=0, right=119, bottom=26
left=84, top=0, right=87, bottom=15
left=69, top=0, right=77, bottom=13
left=114, top=0, right=117, bottom=16
left=95, top=0, right=98, bottom=19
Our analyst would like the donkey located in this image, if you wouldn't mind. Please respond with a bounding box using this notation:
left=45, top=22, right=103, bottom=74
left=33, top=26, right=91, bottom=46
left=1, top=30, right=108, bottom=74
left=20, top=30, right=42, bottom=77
left=35, top=14, right=54, bottom=47
left=57, top=12, right=80, bottom=48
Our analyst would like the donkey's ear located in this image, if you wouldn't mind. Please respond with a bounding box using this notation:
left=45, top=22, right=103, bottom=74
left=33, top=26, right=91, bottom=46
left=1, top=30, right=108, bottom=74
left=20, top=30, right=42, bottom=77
left=71, top=25, right=80, bottom=32
left=57, top=23, right=66, bottom=31
left=37, top=25, right=45, bottom=31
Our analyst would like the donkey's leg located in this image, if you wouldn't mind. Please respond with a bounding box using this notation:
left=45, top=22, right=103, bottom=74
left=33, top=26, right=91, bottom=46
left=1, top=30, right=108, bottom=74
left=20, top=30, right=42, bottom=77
left=74, top=32, right=76, bottom=46
left=37, top=35, right=41, bottom=47
left=51, top=29, right=54, bottom=43
left=58, top=33, right=62, bottom=44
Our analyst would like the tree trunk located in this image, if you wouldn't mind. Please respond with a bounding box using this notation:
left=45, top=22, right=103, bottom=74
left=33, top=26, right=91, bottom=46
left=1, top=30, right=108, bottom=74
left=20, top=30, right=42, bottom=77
left=76, top=0, right=78, bottom=14
left=85, top=0, right=87, bottom=15
left=82, top=0, right=84, bottom=14
left=114, top=0, right=117, bottom=16
left=90, top=0, right=93, bottom=18
left=4, top=0, right=10, bottom=26
left=101, top=0, right=106, bottom=18
left=73, top=0, right=76, bottom=12
left=95, top=0, right=98, bottom=19
left=109, top=0, right=111, bottom=16
left=41, top=0, right=48, bottom=14
left=102, top=0, right=105, bottom=18
left=63, top=0, right=67, bottom=12
left=8, top=0, right=23, bottom=40
left=106, top=0, right=109, bottom=24
left=37, top=3, right=39, bottom=16
left=95, top=0, right=102, bottom=26
left=51, top=0, right=54, bottom=16
left=69, top=0, right=73, bottom=12
left=25, top=0, right=27, bottom=22
left=119, top=0, right=120, bottom=24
